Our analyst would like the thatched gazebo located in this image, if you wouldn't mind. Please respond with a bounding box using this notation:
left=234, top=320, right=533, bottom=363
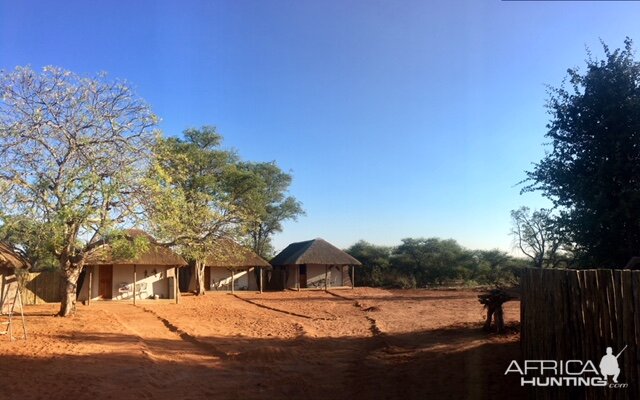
left=78, top=229, right=187, bottom=304
left=269, top=238, right=362, bottom=291
left=183, top=238, right=271, bottom=293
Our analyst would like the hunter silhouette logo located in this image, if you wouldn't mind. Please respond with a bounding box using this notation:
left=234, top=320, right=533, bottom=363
left=505, top=346, right=629, bottom=388
left=599, top=346, right=626, bottom=384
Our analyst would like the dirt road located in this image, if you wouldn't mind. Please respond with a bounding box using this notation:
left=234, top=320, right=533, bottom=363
left=0, top=288, right=523, bottom=400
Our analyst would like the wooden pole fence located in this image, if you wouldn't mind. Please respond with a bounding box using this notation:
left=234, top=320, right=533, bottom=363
left=521, top=268, right=639, bottom=399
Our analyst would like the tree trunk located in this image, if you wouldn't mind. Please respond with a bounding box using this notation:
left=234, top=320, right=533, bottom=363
left=58, top=262, right=83, bottom=317
left=194, top=259, right=206, bottom=296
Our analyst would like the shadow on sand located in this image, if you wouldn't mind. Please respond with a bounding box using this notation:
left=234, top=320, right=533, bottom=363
left=1, top=322, right=526, bottom=400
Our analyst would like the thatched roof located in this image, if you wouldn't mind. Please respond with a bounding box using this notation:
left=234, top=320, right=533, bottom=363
left=0, top=242, right=29, bottom=270
left=85, top=229, right=187, bottom=267
left=205, top=238, right=271, bottom=269
left=270, top=238, right=362, bottom=267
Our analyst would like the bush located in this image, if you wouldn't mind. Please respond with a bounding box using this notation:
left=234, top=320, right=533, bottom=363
left=382, top=272, right=417, bottom=289
left=346, top=238, right=523, bottom=288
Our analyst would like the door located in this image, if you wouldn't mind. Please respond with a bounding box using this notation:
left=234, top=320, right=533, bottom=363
left=299, top=264, right=307, bottom=289
left=204, top=266, right=211, bottom=291
left=98, top=265, right=113, bottom=299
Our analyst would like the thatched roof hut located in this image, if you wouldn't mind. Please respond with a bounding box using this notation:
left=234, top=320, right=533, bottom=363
left=85, top=229, right=187, bottom=267
left=270, top=238, right=361, bottom=291
left=183, top=238, right=271, bottom=293
left=80, top=229, right=186, bottom=304
left=270, top=238, right=362, bottom=267
left=205, top=238, right=271, bottom=269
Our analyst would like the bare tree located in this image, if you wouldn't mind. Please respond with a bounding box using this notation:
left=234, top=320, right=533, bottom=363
left=0, top=66, right=157, bottom=316
left=510, top=207, right=566, bottom=268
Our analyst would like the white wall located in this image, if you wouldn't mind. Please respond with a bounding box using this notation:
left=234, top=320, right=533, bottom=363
left=78, top=265, right=177, bottom=301
left=329, top=265, right=345, bottom=286
left=247, top=268, right=260, bottom=291
left=112, top=265, right=171, bottom=300
left=285, top=264, right=350, bottom=289
left=209, top=267, right=254, bottom=291
left=77, top=266, right=99, bottom=301
left=185, top=266, right=262, bottom=292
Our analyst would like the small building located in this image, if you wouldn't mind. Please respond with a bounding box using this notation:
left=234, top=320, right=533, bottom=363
left=269, top=238, right=361, bottom=291
left=181, top=238, right=271, bottom=293
left=0, top=242, right=29, bottom=313
left=78, top=229, right=187, bottom=304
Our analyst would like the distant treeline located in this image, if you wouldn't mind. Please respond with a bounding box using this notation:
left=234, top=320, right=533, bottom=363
left=345, top=238, right=529, bottom=288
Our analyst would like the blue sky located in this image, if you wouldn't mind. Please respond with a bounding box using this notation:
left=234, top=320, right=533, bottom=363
left=2, top=0, right=640, bottom=254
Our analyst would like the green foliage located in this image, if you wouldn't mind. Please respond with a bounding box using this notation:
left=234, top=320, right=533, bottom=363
left=471, top=249, right=527, bottom=286
left=241, top=162, right=304, bottom=259
left=393, top=238, right=469, bottom=286
left=144, top=126, right=276, bottom=294
left=144, top=126, right=264, bottom=256
left=344, top=240, right=392, bottom=286
left=107, top=231, right=151, bottom=262
left=523, top=38, right=640, bottom=267
left=0, top=216, right=58, bottom=270
left=346, top=238, right=523, bottom=288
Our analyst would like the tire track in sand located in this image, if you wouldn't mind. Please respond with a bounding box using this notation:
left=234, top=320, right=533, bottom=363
left=98, top=307, right=172, bottom=393
left=139, top=306, right=230, bottom=359
left=231, top=294, right=337, bottom=321
left=100, top=308, right=161, bottom=361
left=326, top=290, right=384, bottom=337
left=102, top=305, right=225, bottom=363
left=325, top=290, right=392, bottom=400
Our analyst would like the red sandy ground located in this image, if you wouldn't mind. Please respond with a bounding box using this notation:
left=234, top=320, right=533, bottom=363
left=0, top=288, right=524, bottom=400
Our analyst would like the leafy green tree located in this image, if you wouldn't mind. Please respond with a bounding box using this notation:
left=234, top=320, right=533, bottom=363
left=523, top=39, right=640, bottom=267
left=393, top=238, right=468, bottom=286
left=241, top=162, right=304, bottom=259
left=0, top=66, right=157, bottom=316
left=345, top=241, right=392, bottom=286
left=0, top=216, right=58, bottom=270
left=144, top=127, right=265, bottom=295
left=471, top=249, right=522, bottom=286
left=344, top=238, right=522, bottom=288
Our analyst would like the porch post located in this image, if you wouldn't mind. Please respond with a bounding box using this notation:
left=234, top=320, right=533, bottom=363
left=133, top=265, right=137, bottom=305
left=351, top=265, right=355, bottom=289
left=324, top=265, right=328, bottom=291
left=296, top=265, right=300, bottom=291
left=259, top=268, right=263, bottom=293
left=88, top=266, right=93, bottom=305
left=175, top=267, right=180, bottom=304
left=231, top=269, right=235, bottom=294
